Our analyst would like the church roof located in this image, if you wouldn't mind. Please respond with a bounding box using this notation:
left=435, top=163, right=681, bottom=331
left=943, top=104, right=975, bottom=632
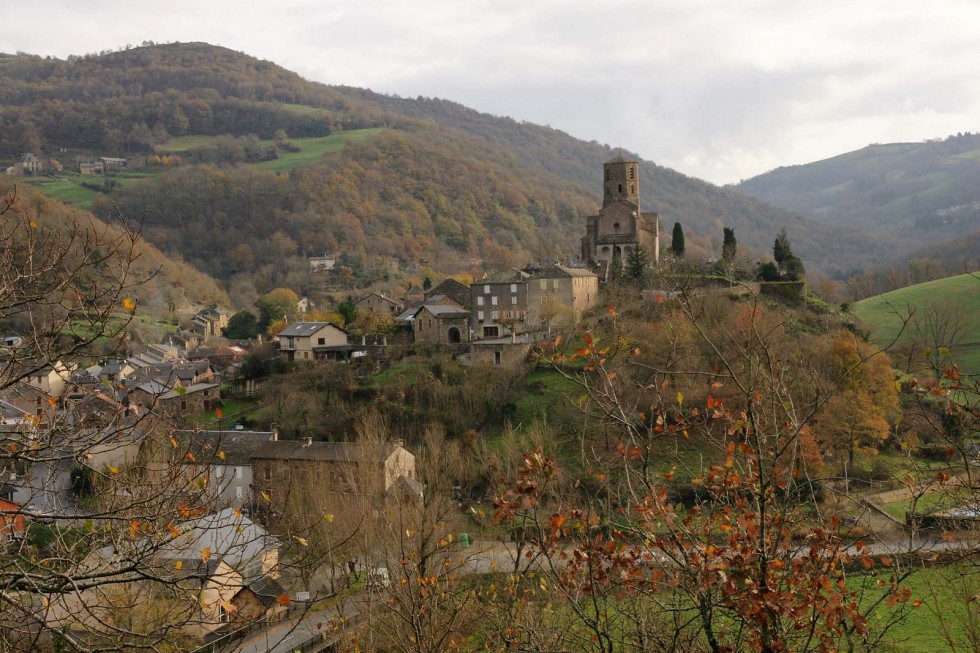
left=605, top=154, right=638, bottom=164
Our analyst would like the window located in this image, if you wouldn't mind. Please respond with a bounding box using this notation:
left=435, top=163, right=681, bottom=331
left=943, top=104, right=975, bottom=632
left=304, top=351, right=309, bottom=359
left=494, top=351, right=502, bottom=365
left=180, top=400, right=187, bottom=412
left=510, top=284, right=517, bottom=293
left=613, top=222, right=620, bottom=232
left=553, top=280, right=559, bottom=289
left=491, top=310, right=498, bottom=320
left=476, top=296, right=484, bottom=306
left=477, top=310, right=484, bottom=321
left=629, top=167, right=635, bottom=180
left=318, top=337, right=325, bottom=345
left=491, top=296, right=498, bottom=306
left=264, top=466, right=271, bottom=481
left=540, top=279, right=547, bottom=290
left=236, top=467, right=243, bottom=479
left=605, top=168, right=610, bottom=181
left=618, top=184, right=623, bottom=193
left=630, top=183, right=635, bottom=194
left=511, top=295, right=517, bottom=305
left=483, top=285, right=490, bottom=294
left=483, top=326, right=499, bottom=338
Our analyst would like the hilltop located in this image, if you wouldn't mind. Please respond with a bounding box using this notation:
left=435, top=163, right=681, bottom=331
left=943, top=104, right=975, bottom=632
left=1, top=42, right=887, bottom=299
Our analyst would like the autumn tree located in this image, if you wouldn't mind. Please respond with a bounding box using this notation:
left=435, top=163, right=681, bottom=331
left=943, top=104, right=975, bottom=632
left=254, top=287, right=299, bottom=334
left=492, top=290, right=912, bottom=652
left=813, top=333, right=900, bottom=466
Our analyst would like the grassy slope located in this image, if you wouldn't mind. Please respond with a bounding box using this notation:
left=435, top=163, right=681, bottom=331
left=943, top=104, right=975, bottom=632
left=851, top=273, right=980, bottom=374
left=28, top=128, right=384, bottom=210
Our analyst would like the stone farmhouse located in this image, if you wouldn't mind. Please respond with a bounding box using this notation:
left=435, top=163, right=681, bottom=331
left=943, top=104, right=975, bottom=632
left=470, top=264, right=598, bottom=341
left=356, top=292, right=405, bottom=316
left=581, top=156, right=659, bottom=279
left=249, top=439, right=417, bottom=529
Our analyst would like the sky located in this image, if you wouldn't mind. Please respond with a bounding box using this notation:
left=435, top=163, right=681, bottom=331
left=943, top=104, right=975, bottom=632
left=5, top=0, right=979, bottom=185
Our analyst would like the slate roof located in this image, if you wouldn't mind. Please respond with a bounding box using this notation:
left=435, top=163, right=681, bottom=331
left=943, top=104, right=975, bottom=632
left=277, top=322, right=345, bottom=337
left=165, top=507, right=277, bottom=580
left=251, top=440, right=400, bottom=463
left=420, top=304, right=469, bottom=319
left=480, top=268, right=529, bottom=284
left=180, top=430, right=278, bottom=465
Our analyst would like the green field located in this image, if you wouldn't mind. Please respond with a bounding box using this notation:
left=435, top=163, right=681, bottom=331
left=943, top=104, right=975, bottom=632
left=851, top=273, right=980, bottom=375
left=32, top=128, right=385, bottom=209
left=254, top=128, right=384, bottom=172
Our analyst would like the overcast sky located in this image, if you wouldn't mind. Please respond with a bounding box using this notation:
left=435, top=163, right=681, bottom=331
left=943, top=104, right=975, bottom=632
left=5, top=0, right=978, bottom=184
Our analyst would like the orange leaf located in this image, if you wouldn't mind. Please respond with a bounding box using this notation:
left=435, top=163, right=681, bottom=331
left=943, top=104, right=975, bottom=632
left=607, top=305, right=617, bottom=317
left=276, top=594, right=291, bottom=606
left=47, top=397, right=57, bottom=407
left=201, top=546, right=211, bottom=563
left=184, top=452, right=196, bottom=463
left=122, top=298, right=136, bottom=312
left=215, top=407, right=223, bottom=418
left=583, top=332, right=593, bottom=348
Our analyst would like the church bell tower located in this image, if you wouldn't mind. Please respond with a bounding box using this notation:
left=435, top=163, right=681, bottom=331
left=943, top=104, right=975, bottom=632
left=602, top=156, right=640, bottom=209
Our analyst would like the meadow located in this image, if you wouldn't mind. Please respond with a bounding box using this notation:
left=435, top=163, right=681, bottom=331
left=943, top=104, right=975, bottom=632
left=851, top=272, right=980, bottom=375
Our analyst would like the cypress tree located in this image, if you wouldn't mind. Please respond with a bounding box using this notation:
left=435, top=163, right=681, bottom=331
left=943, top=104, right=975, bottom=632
left=671, top=222, right=685, bottom=258
left=722, top=227, right=737, bottom=263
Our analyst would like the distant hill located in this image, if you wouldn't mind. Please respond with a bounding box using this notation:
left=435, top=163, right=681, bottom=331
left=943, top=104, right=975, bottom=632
left=0, top=43, right=890, bottom=295
left=736, top=134, right=980, bottom=267
left=851, top=272, right=980, bottom=376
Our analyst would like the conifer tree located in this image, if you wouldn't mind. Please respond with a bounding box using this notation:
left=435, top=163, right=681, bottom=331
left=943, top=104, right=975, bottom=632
left=722, top=227, right=737, bottom=263
left=624, top=245, right=649, bottom=284
left=671, top=222, right=685, bottom=258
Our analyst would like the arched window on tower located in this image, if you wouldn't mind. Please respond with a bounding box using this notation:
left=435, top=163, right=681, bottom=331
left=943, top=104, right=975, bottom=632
left=629, top=167, right=635, bottom=180
left=618, top=184, right=623, bottom=193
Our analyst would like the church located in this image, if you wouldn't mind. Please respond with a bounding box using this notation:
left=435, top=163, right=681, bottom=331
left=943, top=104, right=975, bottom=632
left=581, top=156, right=659, bottom=279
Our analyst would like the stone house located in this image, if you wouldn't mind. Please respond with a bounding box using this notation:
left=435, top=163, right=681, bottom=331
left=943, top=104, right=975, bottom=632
left=524, top=264, right=599, bottom=330
left=251, top=440, right=416, bottom=528
left=179, top=430, right=279, bottom=510
left=127, top=381, right=220, bottom=418
left=581, top=156, right=660, bottom=279
left=191, top=307, right=231, bottom=339
left=426, top=278, right=471, bottom=309
left=470, top=269, right=530, bottom=340
left=277, top=322, right=349, bottom=362
left=412, top=301, right=470, bottom=346
left=356, top=292, right=405, bottom=316
left=469, top=338, right=532, bottom=369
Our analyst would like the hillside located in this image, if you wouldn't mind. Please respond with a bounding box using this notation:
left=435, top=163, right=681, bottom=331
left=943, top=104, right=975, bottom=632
left=736, top=134, right=980, bottom=265
left=851, top=272, right=980, bottom=376
left=1, top=43, right=890, bottom=292
left=0, top=180, right=228, bottom=323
